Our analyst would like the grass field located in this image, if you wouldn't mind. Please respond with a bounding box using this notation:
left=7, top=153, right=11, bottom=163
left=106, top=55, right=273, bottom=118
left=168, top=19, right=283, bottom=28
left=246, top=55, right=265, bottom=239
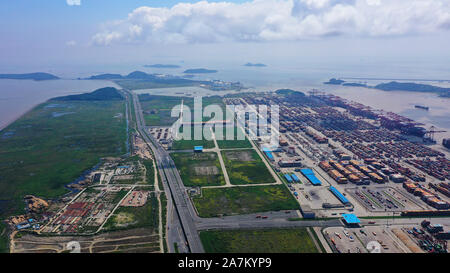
left=215, top=126, right=252, bottom=149
left=0, top=100, right=127, bottom=217
left=193, top=185, right=299, bottom=217
left=139, top=95, right=185, bottom=126
left=104, top=192, right=159, bottom=231
left=139, top=94, right=224, bottom=127
left=171, top=128, right=215, bottom=150
left=171, top=152, right=225, bottom=187
left=221, top=150, right=275, bottom=185
left=199, top=228, right=319, bottom=253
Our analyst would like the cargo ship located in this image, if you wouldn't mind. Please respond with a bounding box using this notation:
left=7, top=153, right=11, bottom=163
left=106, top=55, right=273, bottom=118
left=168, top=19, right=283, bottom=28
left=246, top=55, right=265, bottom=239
left=415, top=105, right=429, bottom=111
left=443, top=139, right=450, bottom=149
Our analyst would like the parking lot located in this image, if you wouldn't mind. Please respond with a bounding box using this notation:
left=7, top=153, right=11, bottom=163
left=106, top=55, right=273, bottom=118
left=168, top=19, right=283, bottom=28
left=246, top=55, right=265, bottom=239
left=324, top=226, right=410, bottom=253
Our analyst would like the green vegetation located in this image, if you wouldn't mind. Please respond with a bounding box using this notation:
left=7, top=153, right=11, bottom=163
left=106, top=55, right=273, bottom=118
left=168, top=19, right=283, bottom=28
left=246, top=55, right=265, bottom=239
left=310, top=228, right=326, bottom=253
left=51, top=87, right=124, bottom=101
left=161, top=193, right=168, bottom=253
left=0, top=100, right=127, bottom=216
left=104, top=192, right=159, bottom=231
left=142, top=159, right=155, bottom=185
left=112, top=190, right=129, bottom=205
left=171, top=129, right=215, bottom=150
left=215, top=127, right=252, bottom=149
left=200, top=228, right=318, bottom=253
left=117, top=79, right=198, bottom=90
left=374, top=81, right=450, bottom=97
left=0, top=72, right=59, bottom=81
left=171, top=152, right=225, bottom=187
left=139, top=95, right=186, bottom=126
left=138, top=94, right=225, bottom=127
left=193, top=185, right=298, bottom=217
left=222, top=150, right=274, bottom=185
left=0, top=221, right=8, bottom=253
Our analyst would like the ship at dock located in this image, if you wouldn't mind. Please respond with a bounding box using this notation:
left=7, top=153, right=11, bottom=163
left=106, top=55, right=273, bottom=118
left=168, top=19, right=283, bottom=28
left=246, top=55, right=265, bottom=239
left=415, top=105, right=429, bottom=111
left=310, top=91, right=428, bottom=138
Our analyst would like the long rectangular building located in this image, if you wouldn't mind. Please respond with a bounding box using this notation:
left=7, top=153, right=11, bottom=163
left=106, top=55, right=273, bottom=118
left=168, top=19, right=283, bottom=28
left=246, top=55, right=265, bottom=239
left=300, top=169, right=322, bottom=186
left=329, top=186, right=350, bottom=205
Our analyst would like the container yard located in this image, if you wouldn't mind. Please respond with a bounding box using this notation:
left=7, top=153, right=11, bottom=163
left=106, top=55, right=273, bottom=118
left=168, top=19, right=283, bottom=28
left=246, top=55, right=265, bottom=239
left=225, top=91, right=450, bottom=223
left=347, top=187, right=423, bottom=212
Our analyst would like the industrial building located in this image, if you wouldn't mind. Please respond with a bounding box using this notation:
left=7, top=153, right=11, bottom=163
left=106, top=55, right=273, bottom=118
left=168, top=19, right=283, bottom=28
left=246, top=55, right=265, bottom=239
left=300, top=169, right=322, bottom=186
left=341, top=213, right=361, bottom=227
left=329, top=186, right=351, bottom=206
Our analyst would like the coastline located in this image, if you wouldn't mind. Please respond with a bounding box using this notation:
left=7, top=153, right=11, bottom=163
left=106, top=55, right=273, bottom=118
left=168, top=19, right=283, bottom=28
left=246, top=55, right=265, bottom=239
left=0, top=79, right=121, bottom=133
left=0, top=101, right=42, bottom=133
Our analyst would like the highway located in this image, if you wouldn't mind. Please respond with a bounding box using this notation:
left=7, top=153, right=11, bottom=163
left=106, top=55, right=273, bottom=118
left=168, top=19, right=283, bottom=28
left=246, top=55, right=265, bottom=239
left=195, top=211, right=343, bottom=230
left=130, top=91, right=204, bottom=253
left=129, top=90, right=438, bottom=254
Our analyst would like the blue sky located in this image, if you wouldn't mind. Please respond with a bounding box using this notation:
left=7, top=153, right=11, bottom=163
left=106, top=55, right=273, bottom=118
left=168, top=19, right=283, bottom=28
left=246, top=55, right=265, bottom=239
left=1, top=0, right=449, bottom=75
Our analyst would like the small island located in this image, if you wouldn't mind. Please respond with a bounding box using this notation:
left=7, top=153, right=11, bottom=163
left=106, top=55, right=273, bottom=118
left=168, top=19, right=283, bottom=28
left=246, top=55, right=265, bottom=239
left=244, top=63, right=267, bottom=67
left=183, top=68, right=218, bottom=74
left=323, top=78, right=345, bottom=85
left=144, top=64, right=181, bottom=68
left=86, top=71, right=243, bottom=91
left=374, top=81, right=450, bottom=97
left=323, top=77, right=450, bottom=97
left=343, top=82, right=367, bottom=87
left=0, top=72, right=59, bottom=81
left=88, top=73, right=124, bottom=80
left=51, top=87, right=124, bottom=101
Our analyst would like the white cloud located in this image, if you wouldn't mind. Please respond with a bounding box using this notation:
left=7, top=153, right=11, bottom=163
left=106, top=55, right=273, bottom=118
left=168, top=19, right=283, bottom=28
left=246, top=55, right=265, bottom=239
left=92, top=0, right=450, bottom=45
left=66, top=40, right=77, bottom=46
left=67, top=0, right=81, bottom=6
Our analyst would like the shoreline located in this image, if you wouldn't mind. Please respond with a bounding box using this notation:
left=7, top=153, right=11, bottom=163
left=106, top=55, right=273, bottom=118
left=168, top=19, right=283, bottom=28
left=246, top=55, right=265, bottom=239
left=0, top=79, right=120, bottom=133
left=0, top=101, right=43, bottom=133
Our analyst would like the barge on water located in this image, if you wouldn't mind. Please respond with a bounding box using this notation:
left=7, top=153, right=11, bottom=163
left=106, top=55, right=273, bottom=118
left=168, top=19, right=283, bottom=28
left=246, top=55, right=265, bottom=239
left=415, top=105, right=429, bottom=111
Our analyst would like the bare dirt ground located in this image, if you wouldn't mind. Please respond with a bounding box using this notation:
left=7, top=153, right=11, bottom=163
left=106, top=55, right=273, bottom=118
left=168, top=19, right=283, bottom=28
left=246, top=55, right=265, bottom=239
left=134, top=135, right=153, bottom=160
left=224, top=150, right=255, bottom=161
left=194, top=166, right=219, bottom=176
left=12, top=228, right=161, bottom=253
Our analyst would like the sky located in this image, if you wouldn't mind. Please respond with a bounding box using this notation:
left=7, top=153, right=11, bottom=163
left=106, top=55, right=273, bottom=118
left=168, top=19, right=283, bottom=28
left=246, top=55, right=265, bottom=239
left=1, top=0, right=449, bottom=78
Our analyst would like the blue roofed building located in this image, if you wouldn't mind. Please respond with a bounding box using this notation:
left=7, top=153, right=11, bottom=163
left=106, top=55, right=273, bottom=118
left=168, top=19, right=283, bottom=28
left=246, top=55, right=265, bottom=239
left=291, top=173, right=300, bottom=183
left=342, top=213, right=361, bottom=226
left=194, top=146, right=203, bottom=153
left=300, top=169, right=322, bottom=186
left=284, top=173, right=293, bottom=183
left=329, top=186, right=351, bottom=205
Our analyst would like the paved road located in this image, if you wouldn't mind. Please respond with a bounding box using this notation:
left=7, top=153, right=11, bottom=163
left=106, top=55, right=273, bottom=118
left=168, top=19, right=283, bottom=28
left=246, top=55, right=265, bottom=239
left=131, top=91, right=204, bottom=253
left=130, top=91, right=437, bottom=253
left=195, top=211, right=343, bottom=230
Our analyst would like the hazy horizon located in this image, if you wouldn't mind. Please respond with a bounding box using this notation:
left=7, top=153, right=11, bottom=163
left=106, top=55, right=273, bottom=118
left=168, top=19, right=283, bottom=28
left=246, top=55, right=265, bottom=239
left=1, top=0, right=450, bottom=80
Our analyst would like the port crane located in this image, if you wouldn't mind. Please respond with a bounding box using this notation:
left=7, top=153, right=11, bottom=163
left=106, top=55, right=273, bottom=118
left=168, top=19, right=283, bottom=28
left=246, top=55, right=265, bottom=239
left=424, top=126, right=447, bottom=142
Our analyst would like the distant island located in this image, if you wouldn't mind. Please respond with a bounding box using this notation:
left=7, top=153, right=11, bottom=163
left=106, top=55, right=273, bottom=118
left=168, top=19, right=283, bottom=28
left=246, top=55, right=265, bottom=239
left=51, top=87, right=124, bottom=101
left=323, top=77, right=450, bottom=97
left=343, top=82, right=367, bottom=87
left=87, top=70, right=243, bottom=91
left=144, top=64, right=181, bottom=68
left=88, top=73, right=124, bottom=80
left=374, top=81, right=450, bottom=97
left=183, top=68, right=218, bottom=74
left=0, top=72, right=59, bottom=81
left=244, top=63, right=267, bottom=67
left=323, top=78, right=345, bottom=85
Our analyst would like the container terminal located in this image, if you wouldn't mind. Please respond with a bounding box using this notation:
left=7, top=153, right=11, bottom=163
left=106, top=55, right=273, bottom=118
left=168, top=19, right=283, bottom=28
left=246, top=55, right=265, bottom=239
left=225, top=90, right=449, bottom=253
